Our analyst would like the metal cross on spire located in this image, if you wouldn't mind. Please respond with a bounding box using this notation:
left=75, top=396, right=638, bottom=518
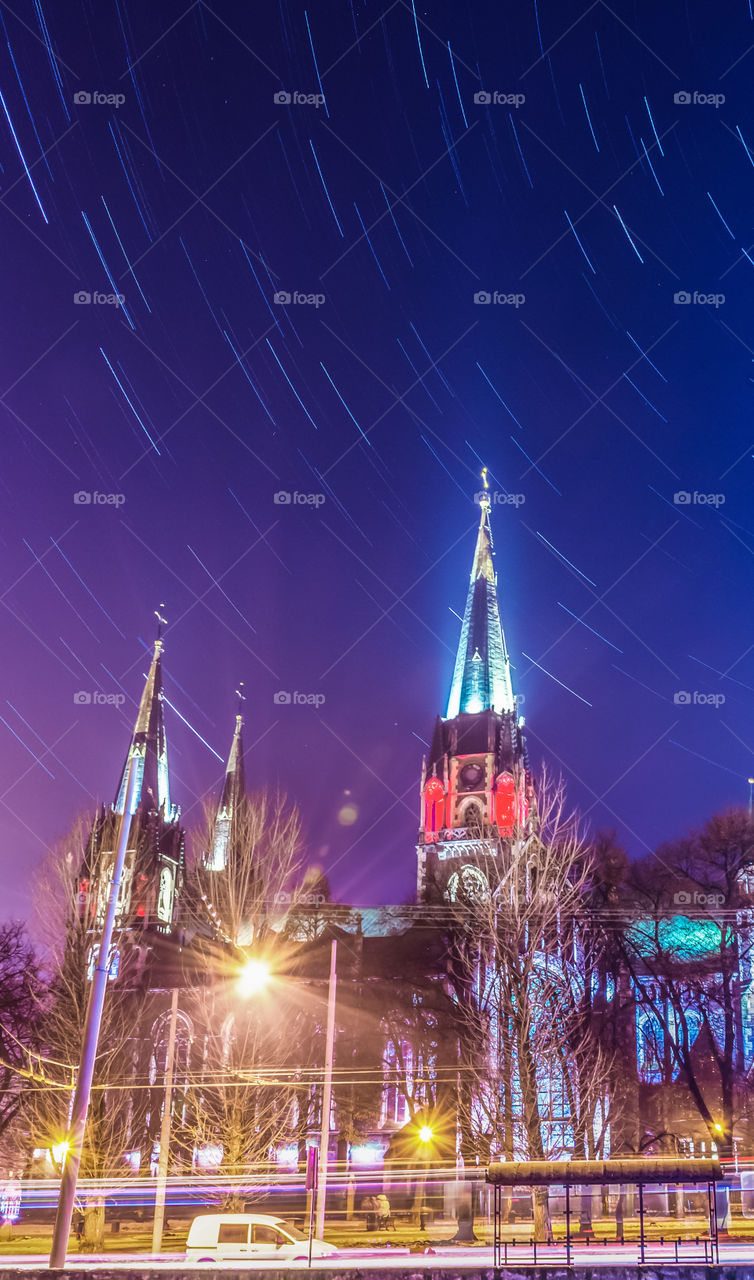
left=155, top=603, right=167, bottom=642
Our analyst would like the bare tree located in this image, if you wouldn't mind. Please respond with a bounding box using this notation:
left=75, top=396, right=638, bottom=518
left=0, top=921, right=46, bottom=1149
left=190, top=792, right=304, bottom=950
left=446, top=769, right=616, bottom=1241
left=180, top=792, right=314, bottom=1182
left=613, top=809, right=754, bottom=1159
left=23, top=817, right=151, bottom=1246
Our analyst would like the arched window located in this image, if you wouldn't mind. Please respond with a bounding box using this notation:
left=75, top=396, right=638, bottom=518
left=462, top=800, right=484, bottom=833
left=157, top=865, right=174, bottom=922
left=495, top=773, right=515, bottom=834
left=148, top=1004, right=193, bottom=1157
left=381, top=1037, right=412, bottom=1127
left=637, top=1011, right=663, bottom=1082
left=424, top=777, right=444, bottom=834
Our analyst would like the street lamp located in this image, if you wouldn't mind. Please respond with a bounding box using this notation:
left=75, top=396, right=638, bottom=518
left=237, top=957, right=271, bottom=998
left=51, top=1141, right=69, bottom=1168
left=418, top=1126, right=434, bottom=1145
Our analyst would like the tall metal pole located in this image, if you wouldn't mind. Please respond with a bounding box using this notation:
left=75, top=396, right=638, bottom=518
left=151, top=986, right=179, bottom=1255
left=49, top=759, right=138, bottom=1269
left=315, top=938, right=337, bottom=1240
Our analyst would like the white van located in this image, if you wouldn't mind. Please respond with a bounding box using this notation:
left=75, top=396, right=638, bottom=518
left=185, top=1213, right=338, bottom=1264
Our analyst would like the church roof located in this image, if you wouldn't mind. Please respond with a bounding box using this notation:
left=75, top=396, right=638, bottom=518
left=114, top=637, right=174, bottom=819
left=445, top=484, right=515, bottom=719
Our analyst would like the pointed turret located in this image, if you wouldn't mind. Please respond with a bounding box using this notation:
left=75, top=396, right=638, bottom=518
left=206, top=686, right=246, bottom=871
left=446, top=471, right=515, bottom=718
left=114, top=629, right=172, bottom=819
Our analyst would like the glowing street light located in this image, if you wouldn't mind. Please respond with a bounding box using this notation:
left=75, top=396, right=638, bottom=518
left=418, top=1125, right=433, bottom=1145
left=237, top=958, right=271, bottom=998
left=51, top=1140, right=70, bottom=1166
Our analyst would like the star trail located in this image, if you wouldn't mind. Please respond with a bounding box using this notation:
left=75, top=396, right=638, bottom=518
left=0, top=0, right=752, bottom=922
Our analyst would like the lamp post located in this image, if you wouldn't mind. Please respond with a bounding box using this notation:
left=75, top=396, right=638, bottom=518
left=49, top=758, right=138, bottom=1269
left=314, top=938, right=337, bottom=1240
left=151, top=987, right=179, bottom=1255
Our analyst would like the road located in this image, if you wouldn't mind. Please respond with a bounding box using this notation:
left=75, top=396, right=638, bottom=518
left=0, top=1242, right=753, bottom=1268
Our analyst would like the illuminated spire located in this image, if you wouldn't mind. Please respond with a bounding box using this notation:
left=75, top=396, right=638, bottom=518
left=445, top=471, right=515, bottom=718
left=220, top=684, right=246, bottom=813
left=114, top=607, right=173, bottom=818
left=206, top=685, right=246, bottom=871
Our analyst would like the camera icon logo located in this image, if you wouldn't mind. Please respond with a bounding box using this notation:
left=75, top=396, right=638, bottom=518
left=674, top=491, right=691, bottom=505
left=74, top=91, right=92, bottom=105
left=674, top=691, right=692, bottom=704
left=674, top=91, right=691, bottom=105
left=74, top=490, right=92, bottom=504
left=674, top=291, right=691, bottom=305
left=474, top=290, right=492, bottom=304
left=473, top=90, right=492, bottom=105
left=74, top=291, right=91, bottom=305
left=73, top=691, right=92, bottom=705
left=673, top=890, right=692, bottom=904
left=274, top=90, right=292, bottom=105
left=273, top=291, right=291, bottom=305
left=273, top=691, right=292, bottom=705
left=274, top=490, right=292, bottom=505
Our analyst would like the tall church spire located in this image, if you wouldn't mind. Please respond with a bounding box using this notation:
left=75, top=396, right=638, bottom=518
left=416, top=473, right=531, bottom=903
left=114, top=609, right=172, bottom=818
left=445, top=470, right=515, bottom=719
left=206, top=686, right=246, bottom=871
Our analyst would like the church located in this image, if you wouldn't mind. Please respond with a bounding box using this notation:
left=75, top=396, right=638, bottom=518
left=55, top=475, right=754, bottom=1181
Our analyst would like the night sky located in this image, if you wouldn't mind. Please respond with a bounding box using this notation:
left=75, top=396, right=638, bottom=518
left=1, top=0, right=753, bottom=923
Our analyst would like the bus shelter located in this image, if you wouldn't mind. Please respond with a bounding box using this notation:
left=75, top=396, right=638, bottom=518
left=486, top=1157, right=722, bottom=1266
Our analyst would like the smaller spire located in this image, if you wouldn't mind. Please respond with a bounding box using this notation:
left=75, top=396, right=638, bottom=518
left=206, top=688, right=247, bottom=871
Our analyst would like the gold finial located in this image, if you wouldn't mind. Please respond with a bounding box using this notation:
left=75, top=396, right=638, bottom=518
left=481, top=467, right=489, bottom=490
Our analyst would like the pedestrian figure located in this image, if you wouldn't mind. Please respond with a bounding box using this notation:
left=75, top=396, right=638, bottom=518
left=376, top=1193, right=393, bottom=1230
